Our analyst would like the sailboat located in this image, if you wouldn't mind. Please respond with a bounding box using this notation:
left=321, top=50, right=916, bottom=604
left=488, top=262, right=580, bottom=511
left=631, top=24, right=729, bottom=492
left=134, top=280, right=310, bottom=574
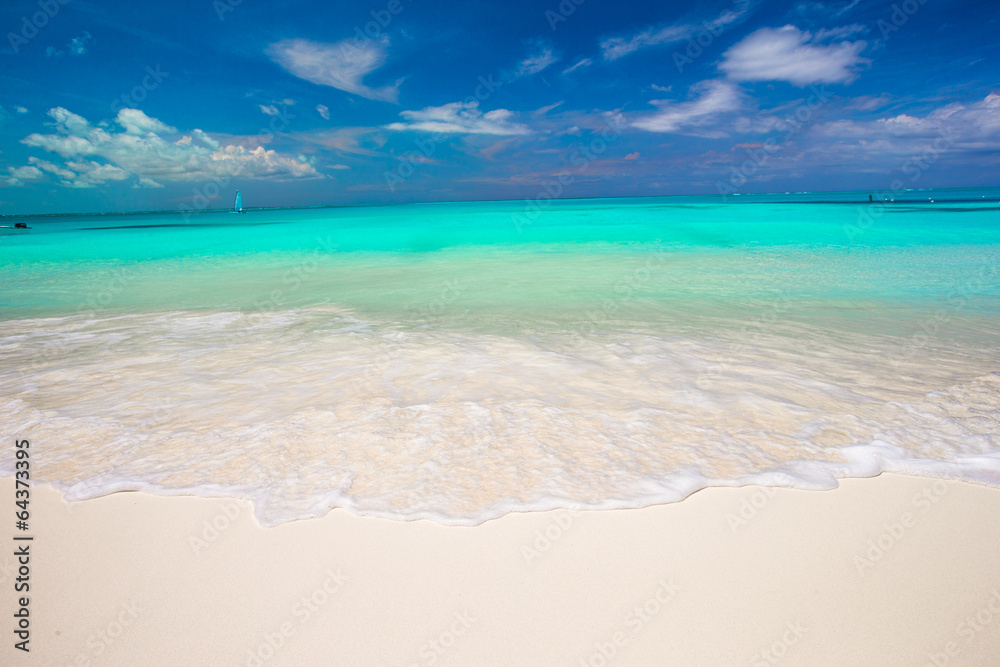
left=234, top=190, right=244, bottom=213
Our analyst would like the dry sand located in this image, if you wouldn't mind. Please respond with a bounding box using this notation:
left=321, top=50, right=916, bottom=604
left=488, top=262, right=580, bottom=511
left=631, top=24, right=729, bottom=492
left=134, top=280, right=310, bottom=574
left=2, top=474, right=999, bottom=666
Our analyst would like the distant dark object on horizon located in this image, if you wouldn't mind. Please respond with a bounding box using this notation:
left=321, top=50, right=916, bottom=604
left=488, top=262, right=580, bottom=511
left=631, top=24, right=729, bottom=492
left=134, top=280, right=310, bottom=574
left=14, top=223, right=28, bottom=228
left=869, top=194, right=873, bottom=202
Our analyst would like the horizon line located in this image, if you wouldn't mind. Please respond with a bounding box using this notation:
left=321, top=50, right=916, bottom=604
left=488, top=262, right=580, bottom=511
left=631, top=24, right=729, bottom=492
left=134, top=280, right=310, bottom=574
left=2, top=185, right=998, bottom=219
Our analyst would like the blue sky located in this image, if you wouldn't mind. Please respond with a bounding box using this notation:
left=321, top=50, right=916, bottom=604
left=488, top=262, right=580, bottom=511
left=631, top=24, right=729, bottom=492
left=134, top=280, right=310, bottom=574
left=0, top=0, right=997, bottom=214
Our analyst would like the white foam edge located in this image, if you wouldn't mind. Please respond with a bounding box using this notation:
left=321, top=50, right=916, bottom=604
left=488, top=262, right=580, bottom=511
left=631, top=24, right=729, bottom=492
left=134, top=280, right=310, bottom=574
left=4, top=441, right=1000, bottom=528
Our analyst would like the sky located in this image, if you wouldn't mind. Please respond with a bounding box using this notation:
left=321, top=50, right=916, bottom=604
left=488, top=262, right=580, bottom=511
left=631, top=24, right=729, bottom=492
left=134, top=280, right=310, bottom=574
left=0, top=0, right=997, bottom=214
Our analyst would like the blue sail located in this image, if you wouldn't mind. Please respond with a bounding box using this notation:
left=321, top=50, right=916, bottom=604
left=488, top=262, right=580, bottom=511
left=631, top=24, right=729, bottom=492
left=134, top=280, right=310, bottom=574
left=234, top=191, right=243, bottom=213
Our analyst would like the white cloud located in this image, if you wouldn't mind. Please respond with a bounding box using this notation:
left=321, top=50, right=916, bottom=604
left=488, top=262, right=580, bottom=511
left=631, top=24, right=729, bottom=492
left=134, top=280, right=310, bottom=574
left=191, top=128, right=219, bottom=149
left=601, top=5, right=753, bottom=61
left=632, top=80, right=743, bottom=135
left=117, top=108, right=177, bottom=135
left=766, top=92, right=1000, bottom=177
left=49, top=107, right=91, bottom=135
left=720, top=25, right=868, bottom=85
left=259, top=104, right=280, bottom=116
left=385, top=101, right=530, bottom=135
left=28, top=156, right=75, bottom=179
left=316, top=104, right=330, bottom=120
left=266, top=37, right=400, bottom=103
left=6, top=165, right=43, bottom=185
left=15, top=106, right=28, bottom=114
left=63, top=160, right=129, bottom=187
left=516, top=45, right=558, bottom=78
left=816, top=92, right=1000, bottom=142
left=10, top=107, right=318, bottom=189
left=562, top=58, right=591, bottom=75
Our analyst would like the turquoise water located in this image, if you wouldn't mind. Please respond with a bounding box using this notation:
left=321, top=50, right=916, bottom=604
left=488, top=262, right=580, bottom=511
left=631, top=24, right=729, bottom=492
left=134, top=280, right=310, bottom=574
left=2, top=190, right=1000, bottom=525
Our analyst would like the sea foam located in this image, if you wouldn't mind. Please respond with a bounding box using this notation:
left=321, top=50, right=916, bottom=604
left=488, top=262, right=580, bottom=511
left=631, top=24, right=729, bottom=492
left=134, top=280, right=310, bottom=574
left=2, top=307, right=999, bottom=526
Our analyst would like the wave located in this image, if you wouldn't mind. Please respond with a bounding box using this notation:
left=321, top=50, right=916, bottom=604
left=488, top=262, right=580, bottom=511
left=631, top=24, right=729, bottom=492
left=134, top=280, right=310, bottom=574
left=2, top=308, right=999, bottom=526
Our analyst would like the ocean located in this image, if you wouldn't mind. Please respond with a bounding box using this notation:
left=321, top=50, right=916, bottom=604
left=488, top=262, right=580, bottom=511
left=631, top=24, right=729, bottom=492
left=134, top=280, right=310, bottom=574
left=2, top=189, right=1000, bottom=525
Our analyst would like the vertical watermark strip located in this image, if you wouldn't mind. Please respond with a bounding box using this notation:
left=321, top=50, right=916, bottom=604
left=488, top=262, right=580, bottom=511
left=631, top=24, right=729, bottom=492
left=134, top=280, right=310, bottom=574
left=12, top=438, right=32, bottom=652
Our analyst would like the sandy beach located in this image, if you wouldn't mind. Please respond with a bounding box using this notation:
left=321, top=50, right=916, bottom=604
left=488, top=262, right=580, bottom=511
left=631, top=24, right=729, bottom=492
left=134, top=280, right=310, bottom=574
left=3, top=473, right=999, bottom=666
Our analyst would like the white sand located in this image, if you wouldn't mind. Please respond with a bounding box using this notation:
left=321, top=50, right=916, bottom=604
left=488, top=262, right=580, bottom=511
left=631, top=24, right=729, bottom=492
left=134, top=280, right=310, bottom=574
left=2, top=474, right=999, bottom=666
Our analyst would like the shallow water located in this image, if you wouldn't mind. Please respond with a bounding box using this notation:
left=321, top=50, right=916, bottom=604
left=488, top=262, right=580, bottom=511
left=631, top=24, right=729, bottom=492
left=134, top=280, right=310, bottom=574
left=2, top=190, right=1000, bottom=525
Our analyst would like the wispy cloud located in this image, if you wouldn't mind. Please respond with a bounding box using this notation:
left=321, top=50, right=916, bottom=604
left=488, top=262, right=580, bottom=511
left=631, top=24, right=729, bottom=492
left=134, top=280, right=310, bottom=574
left=632, top=80, right=743, bottom=135
left=9, top=107, right=317, bottom=188
left=796, top=0, right=862, bottom=18
left=516, top=44, right=559, bottom=78
left=845, top=94, right=892, bottom=111
left=562, top=58, right=591, bottom=75
left=813, top=23, right=867, bottom=40
left=385, top=101, right=530, bottom=135
left=601, top=4, right=754, bottom=61
left=533, top=101, right=564, bottom=117
left=267, top=37, right=401, bottom=103
left=316, top=104, right=330, bottom=120
left=294, top=127, right=386, bottom=157
left=836, top=0, right=862, bottom=15
left=601, top=24, right=690, bottom=61
left=260, top=104, right=280, bottom=116
left=720, top=25, right=868, bottom=85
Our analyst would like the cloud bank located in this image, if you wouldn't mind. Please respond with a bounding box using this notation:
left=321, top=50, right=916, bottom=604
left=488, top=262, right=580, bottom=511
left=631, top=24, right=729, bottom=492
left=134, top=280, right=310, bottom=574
left=8, top=107, right=318, bottom=188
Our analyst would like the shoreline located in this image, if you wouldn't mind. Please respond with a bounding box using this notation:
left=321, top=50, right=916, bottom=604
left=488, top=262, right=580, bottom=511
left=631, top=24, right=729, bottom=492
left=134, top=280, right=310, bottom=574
left=47, top=441, right=1000, bottom=527
left=4, top=473, right=999, bottom=665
